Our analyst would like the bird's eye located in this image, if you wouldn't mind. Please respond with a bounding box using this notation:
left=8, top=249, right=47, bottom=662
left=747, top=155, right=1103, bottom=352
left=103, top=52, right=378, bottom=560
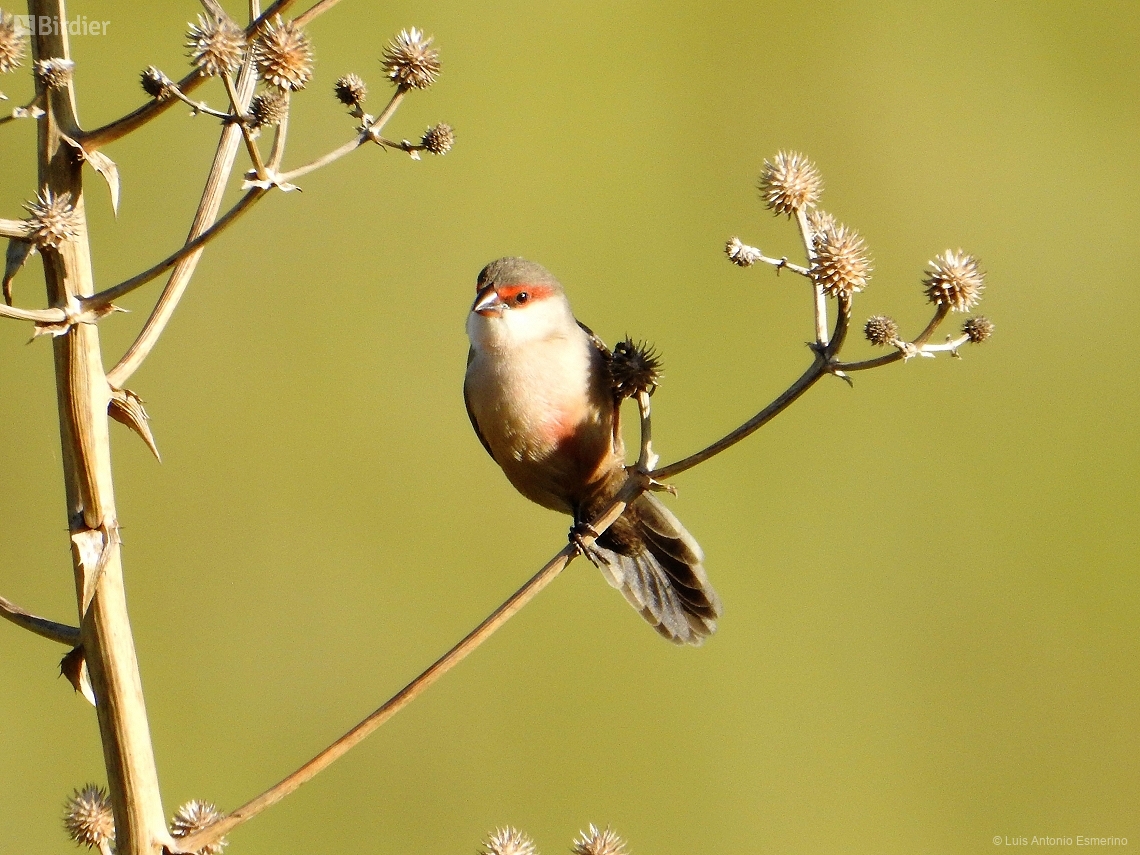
left=515, top=291, right=529, bottom=305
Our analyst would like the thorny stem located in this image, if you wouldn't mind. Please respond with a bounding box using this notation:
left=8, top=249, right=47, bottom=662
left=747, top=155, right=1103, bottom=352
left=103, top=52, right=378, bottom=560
left=0, top=592, right=80, bottom=645
left=278, top=88, right=407, bottom=183
left=30, top=1, right=170, bottom=852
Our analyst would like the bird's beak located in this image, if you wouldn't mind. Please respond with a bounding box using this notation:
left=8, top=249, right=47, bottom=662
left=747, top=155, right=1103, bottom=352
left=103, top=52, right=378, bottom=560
left=472, top=286, right=506, bottom=316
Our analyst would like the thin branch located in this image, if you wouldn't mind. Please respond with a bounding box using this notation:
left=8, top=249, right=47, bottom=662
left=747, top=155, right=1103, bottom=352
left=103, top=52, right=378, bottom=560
left=0, top=94, right=45, bottom=126
left=163, top=81, right=234, bottom=121
left=266, top=100, right=289, bottom=171
left=652, top=358, right=826, bottom=481
left=294, top=0, right=346, bottom=28
left=833, top=304, right=952, bottom=372
left=0, top=301, right=66, bottom=323
left=796, top=207, right=828, bottom=345
left=77, top=0, right=298, bottom=151
left=277, top=88, right=407, bottom=183
left=173, top=367, right=662, bottom=854
left=107, top=58, right=261, bottom=388
left=77, top=68, right=209, bottom=151
left=0, top=218, right=32, bottom=239
left=171, top=475, right=647, bottom=855
left=82, top=190, right=265, bottom=313
left=0, top=593, right=80, bottom=645
left=221, top=73, right=266, bottom=178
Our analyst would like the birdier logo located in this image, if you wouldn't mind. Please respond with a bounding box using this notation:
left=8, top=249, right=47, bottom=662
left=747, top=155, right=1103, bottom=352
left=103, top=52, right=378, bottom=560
left=12, top=15, right=110, bottom=36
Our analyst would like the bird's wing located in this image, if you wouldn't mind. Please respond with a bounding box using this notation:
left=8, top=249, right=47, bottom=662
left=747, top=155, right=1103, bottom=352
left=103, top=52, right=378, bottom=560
left=464, top=347, right=497, bottom=461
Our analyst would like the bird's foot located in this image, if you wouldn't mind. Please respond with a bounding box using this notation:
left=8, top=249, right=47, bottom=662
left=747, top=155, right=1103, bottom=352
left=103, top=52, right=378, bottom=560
left=568, top=520, right=602, bottom=566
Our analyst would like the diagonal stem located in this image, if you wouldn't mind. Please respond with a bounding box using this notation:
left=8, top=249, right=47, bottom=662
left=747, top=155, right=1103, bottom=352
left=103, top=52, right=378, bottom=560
left=82, top=190, right=265, bottom=313
left=0, top=592, right=80, bottom=645
left=171, top=477, right=646, bottom=855
left=106, top=59, right=260, bottom=388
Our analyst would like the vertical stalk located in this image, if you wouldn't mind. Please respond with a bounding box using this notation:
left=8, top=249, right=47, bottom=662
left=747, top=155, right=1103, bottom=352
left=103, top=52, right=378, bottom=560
left=30, top=2, right=167, bottom=853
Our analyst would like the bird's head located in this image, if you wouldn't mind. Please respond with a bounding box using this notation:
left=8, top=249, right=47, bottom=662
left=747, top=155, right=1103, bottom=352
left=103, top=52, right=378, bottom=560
left=467, top=257, right=575, bottom=350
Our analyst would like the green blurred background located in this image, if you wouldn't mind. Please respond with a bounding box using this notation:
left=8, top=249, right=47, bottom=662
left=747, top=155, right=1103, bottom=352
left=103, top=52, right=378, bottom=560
left=1, top=0, right=1137, bottom=852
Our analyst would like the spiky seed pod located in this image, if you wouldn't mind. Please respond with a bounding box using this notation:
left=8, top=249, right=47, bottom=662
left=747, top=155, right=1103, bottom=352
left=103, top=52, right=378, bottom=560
left=480, top=827, right=538, bottom=855
left=63, top=785, right=115, bottom=850
left=171, top=800, right=228, bottom=855
left=249, top=91, right=289, bottom=127
left=186, top=14, right=246, bottom=77
left=381, top=27, right=440, bottom=90
left=254, top=17, right=313, bottom=91
left=140, top=66, right=170, bottom=98
left=759, top=151, right=822, bottom=217
left=962, top=315, right=994, bottom=343
left=35, top=58, right=74, bottom=90
left=810, top=222, right=871, bottom=298
left=725, top=236, right=762, bottom=267
left=609, top=338, right=663, bottom=398
left=0, top=11, right=27, bottom=74
left=24, top=190, right=81, bottom=248
left=421, top=122, right=455, bottom=155
left=864, top=314, right=900, bottom=346
left=807, top=208, right=837, bottom=243
left=333, top=73, right=367, bottom=107
left=573, top=825, right=628, bottom=855
left=924, top=250, right=985, bottom=312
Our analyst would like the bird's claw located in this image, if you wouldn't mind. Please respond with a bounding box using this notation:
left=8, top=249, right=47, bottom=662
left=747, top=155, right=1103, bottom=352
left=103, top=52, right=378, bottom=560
left=569, top=520, right=602, bottom=565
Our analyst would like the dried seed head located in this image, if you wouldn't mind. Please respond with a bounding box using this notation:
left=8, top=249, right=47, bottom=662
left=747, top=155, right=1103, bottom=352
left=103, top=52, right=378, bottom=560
left=334, top=72, right=367, bottom=107
left=381, top=27, right=440, bottom=90
left=962, top=315, right=994, bottom=343
left=249, top=91, right=289, bottom=127
left=421, top=122, right=455, bottom=154
left=811, top=222, right=871, bottom=298
left=759, top=151, right=822, bottom=216
left=254, top=17, right=313, bottom=91
left=573, top=825, right=627, bottom=855
left=171, top=800, right=227, bottom=855
left=63, top=785, right=115, bottom=849
left=24, top=190, right=81, bottom=248
left=140, top=65, right=170, bottom=98
left=35, top=58, right=74, bottom=90
left=864, top=314, right=900, bottom=346
left=807, top=208, right=837, bottom=243
left=924, top=250, right=985, bottom=312
left=609, top=338, right=663, bottom=398
left=725, top=236, right=762, bottom=267
left=186, top=14, right=246, bottom=77
left=480, top=827, right=538, bottom=855
left=0, top=10, right=26, bottom=74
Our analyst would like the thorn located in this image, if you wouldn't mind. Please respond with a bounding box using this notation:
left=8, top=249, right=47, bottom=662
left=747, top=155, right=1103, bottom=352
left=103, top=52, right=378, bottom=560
left=60, top=645, right=96, bottom=706
left=109, top=387, right=161, bottom=461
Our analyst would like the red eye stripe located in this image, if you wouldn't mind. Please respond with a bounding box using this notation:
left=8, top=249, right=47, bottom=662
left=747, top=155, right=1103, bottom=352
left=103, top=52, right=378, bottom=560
left=497, top=283, right=554, bottom=304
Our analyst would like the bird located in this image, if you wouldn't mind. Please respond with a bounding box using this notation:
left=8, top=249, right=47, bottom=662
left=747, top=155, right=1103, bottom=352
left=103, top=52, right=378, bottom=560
left=463, top=257, right=722, bottom=645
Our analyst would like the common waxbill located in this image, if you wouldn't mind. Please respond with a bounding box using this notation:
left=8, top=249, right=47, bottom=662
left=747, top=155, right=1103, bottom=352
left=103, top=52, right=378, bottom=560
left=464, top=257, right=722, bottom=644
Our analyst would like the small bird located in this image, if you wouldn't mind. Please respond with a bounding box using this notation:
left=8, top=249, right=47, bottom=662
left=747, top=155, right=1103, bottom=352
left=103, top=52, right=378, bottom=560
left=464, top=257, right=722, bottom=644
